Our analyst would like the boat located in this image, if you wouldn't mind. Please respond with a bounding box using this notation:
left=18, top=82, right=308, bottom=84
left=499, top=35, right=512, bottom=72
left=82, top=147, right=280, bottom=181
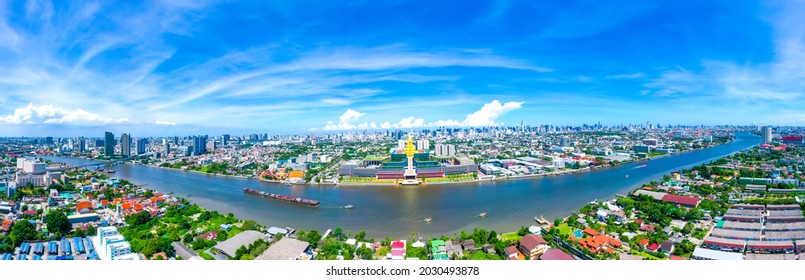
left=479, top=212, right=487, bottom=217
left=625, top=174, right=630, bottom=178
left=424, top=217, right=432, bottom=223
left=342, top=204, right=354, bottom=209
left=243, top=188, right=320, bottom=207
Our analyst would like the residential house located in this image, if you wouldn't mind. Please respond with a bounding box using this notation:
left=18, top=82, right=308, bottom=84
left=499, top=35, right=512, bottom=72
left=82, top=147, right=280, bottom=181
left=503, top=246, right=524, bottom=260
left=518, top=234, right=549, bottom=260
left=539, top=248, right=575, bottom=260
left=659, top=240, right=675, bottom=255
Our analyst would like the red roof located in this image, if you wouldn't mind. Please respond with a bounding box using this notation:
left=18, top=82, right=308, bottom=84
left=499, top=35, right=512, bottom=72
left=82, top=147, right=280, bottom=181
left=661, top=194, right=701, bottom=207
left=782, top=135, right=804, bottom=141
left=391, top=240, right=405, bottom=249
left=539, top=248, right=575, bottom=260
left=647, top=243, right=660, bottom=251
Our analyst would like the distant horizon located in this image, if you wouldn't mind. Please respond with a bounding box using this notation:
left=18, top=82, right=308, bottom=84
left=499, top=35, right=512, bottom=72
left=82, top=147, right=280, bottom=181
left=0, top=123, right=781, bottom=139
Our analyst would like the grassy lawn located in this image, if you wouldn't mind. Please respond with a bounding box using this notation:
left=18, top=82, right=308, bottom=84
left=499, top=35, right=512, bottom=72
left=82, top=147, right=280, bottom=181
left=554, top=223, right=573, bottom=236
left=629, top=249, right=664, bottom=260
left=500, top=232, right=521, bottom=243
left=227, top=227, right=244, bottom=239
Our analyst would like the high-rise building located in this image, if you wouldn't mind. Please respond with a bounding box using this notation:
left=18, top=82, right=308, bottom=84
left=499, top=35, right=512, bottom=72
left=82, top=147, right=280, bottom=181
left=75, top=136, right=85, bottom=153
left=434, top=144, right=456, bottom=156
left=560, top=137, right=571, bottom=147
left=763, top=126, right=773, bottom=144
left=136, top=139, right=147, bottom=155
left=121, top=133, right=132, bottom=157
left=104, top=132, right=115, bottom=156
left=222, top=134, right=230, bottom=146
left=164, top=143, right=171, bottom=156
left=193, top=135, right=208, bottom=155
left=416, top=139, right=430, bottom=151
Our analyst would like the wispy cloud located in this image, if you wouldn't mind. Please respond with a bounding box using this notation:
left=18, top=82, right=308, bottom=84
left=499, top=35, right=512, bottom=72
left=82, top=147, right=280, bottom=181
left=605, top=73, right=644, bottom=79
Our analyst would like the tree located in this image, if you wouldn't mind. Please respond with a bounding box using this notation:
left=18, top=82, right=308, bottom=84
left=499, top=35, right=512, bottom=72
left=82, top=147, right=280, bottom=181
left=241, top=220, right=259, bottom=231
left=46, top=210, right=71, bottom=237
left=9, top=220, right=38, bottom=246
left=517, top=226, right=529, bottom=236
left=305, top=230, right=322, bottom=247
left=355, top=230, right=367, bottom=242
left=125, top=211, right=152, bottom=227
left=334, top=227, right=344, bottom=241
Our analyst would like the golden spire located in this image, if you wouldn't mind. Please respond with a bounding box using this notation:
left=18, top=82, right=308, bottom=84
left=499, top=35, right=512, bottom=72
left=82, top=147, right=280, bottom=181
left=405, top=133, right=415, bottom=157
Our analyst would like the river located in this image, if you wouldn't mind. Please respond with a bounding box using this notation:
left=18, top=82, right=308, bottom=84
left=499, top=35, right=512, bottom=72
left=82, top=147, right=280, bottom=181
left=41, top=132, right=760, bottom=238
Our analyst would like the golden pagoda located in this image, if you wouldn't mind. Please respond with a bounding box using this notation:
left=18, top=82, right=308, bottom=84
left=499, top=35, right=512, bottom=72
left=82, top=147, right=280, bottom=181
left=401, top=133, right=420, bottom=185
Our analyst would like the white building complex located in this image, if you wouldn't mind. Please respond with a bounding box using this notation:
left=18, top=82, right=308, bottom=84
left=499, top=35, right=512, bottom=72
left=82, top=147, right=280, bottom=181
left=92, top=226, right=141, bottom=260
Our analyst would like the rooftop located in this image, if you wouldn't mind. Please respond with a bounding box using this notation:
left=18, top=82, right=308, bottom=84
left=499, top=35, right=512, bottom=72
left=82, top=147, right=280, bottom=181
left=256, top=238, right=310, bottom=260
left=212, top=230, right=266, bottom=257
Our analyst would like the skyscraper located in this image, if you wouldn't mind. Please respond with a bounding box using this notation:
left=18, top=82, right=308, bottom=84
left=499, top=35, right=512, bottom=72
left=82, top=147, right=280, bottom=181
left=104, top=132, right=115, bottom=156
left=222, top=134, right=230, bottom=146
left=193, top=135, right=208, bottom=155
left=763, top=126, right=773, bottom=144
left=121, top=133, right=132, bottom=157
left=76, top=136, right=85, bottom=153
left=136, top=139, right=147, bottom=155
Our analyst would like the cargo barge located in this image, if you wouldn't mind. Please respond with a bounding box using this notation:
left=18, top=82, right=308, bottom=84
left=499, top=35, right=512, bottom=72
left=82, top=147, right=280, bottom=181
left=243, top=188, right=320, bottom=207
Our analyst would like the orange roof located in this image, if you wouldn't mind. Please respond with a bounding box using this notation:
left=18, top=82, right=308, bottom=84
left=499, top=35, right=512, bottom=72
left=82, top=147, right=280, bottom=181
left=638, top=238, right=649, bottom=246
left=2, top=220, right=12, bottom=226
left=608, top=236, right=622, bottom=247
left=289, top=171, right=304, bottom=179
left=76, top=201, right=91, bottom=211
left=101, top=200, right=109, bottom=205
left=583, top=228, right=599, bottom=236
left=121, top=202, right=133, bottom=210
left=134, top=204, right=144, bottom=211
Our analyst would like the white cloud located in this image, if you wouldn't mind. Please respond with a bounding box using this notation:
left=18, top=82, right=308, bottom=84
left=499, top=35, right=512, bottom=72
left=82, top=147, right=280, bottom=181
left=461, top=100, right=524, bottom=126
left=0, top=103, right=130, bottom=125
left=605, top=73, right=644, bottom=79
left=323, top=109, right=368, bottom=130
left=155, top=120, right=177, bottom=125
left=321, top=100, right=523, bottom=130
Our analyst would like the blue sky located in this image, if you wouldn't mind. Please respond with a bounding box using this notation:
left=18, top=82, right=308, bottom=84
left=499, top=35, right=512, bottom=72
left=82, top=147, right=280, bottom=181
left=1, top=0, right=804, bottom=136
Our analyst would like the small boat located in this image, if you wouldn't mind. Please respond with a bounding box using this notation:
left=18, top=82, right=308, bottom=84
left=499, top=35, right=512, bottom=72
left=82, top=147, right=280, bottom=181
left=424, top=217, right=432, bottom=223
left=641, top=164, right=647, bottom=168
left=479, top=212, right=487, bottom=217
left=342, top=204, right=354, bottom=209
left=284, top=182, right=291, bottom=186
left=625, top=174, right=630, bottom=178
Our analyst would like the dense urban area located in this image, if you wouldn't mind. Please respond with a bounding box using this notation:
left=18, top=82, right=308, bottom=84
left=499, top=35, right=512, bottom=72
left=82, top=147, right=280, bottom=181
left=1, top=125, right=804, bottom=260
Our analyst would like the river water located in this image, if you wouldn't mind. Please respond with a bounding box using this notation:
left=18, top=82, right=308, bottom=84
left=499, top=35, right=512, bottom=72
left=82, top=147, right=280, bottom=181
left=41, top=132, right=760, bottom=238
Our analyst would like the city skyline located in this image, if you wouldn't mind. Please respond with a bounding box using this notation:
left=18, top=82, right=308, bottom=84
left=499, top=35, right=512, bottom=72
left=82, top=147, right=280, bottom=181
left=2, top=1, right=805, bottom=137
